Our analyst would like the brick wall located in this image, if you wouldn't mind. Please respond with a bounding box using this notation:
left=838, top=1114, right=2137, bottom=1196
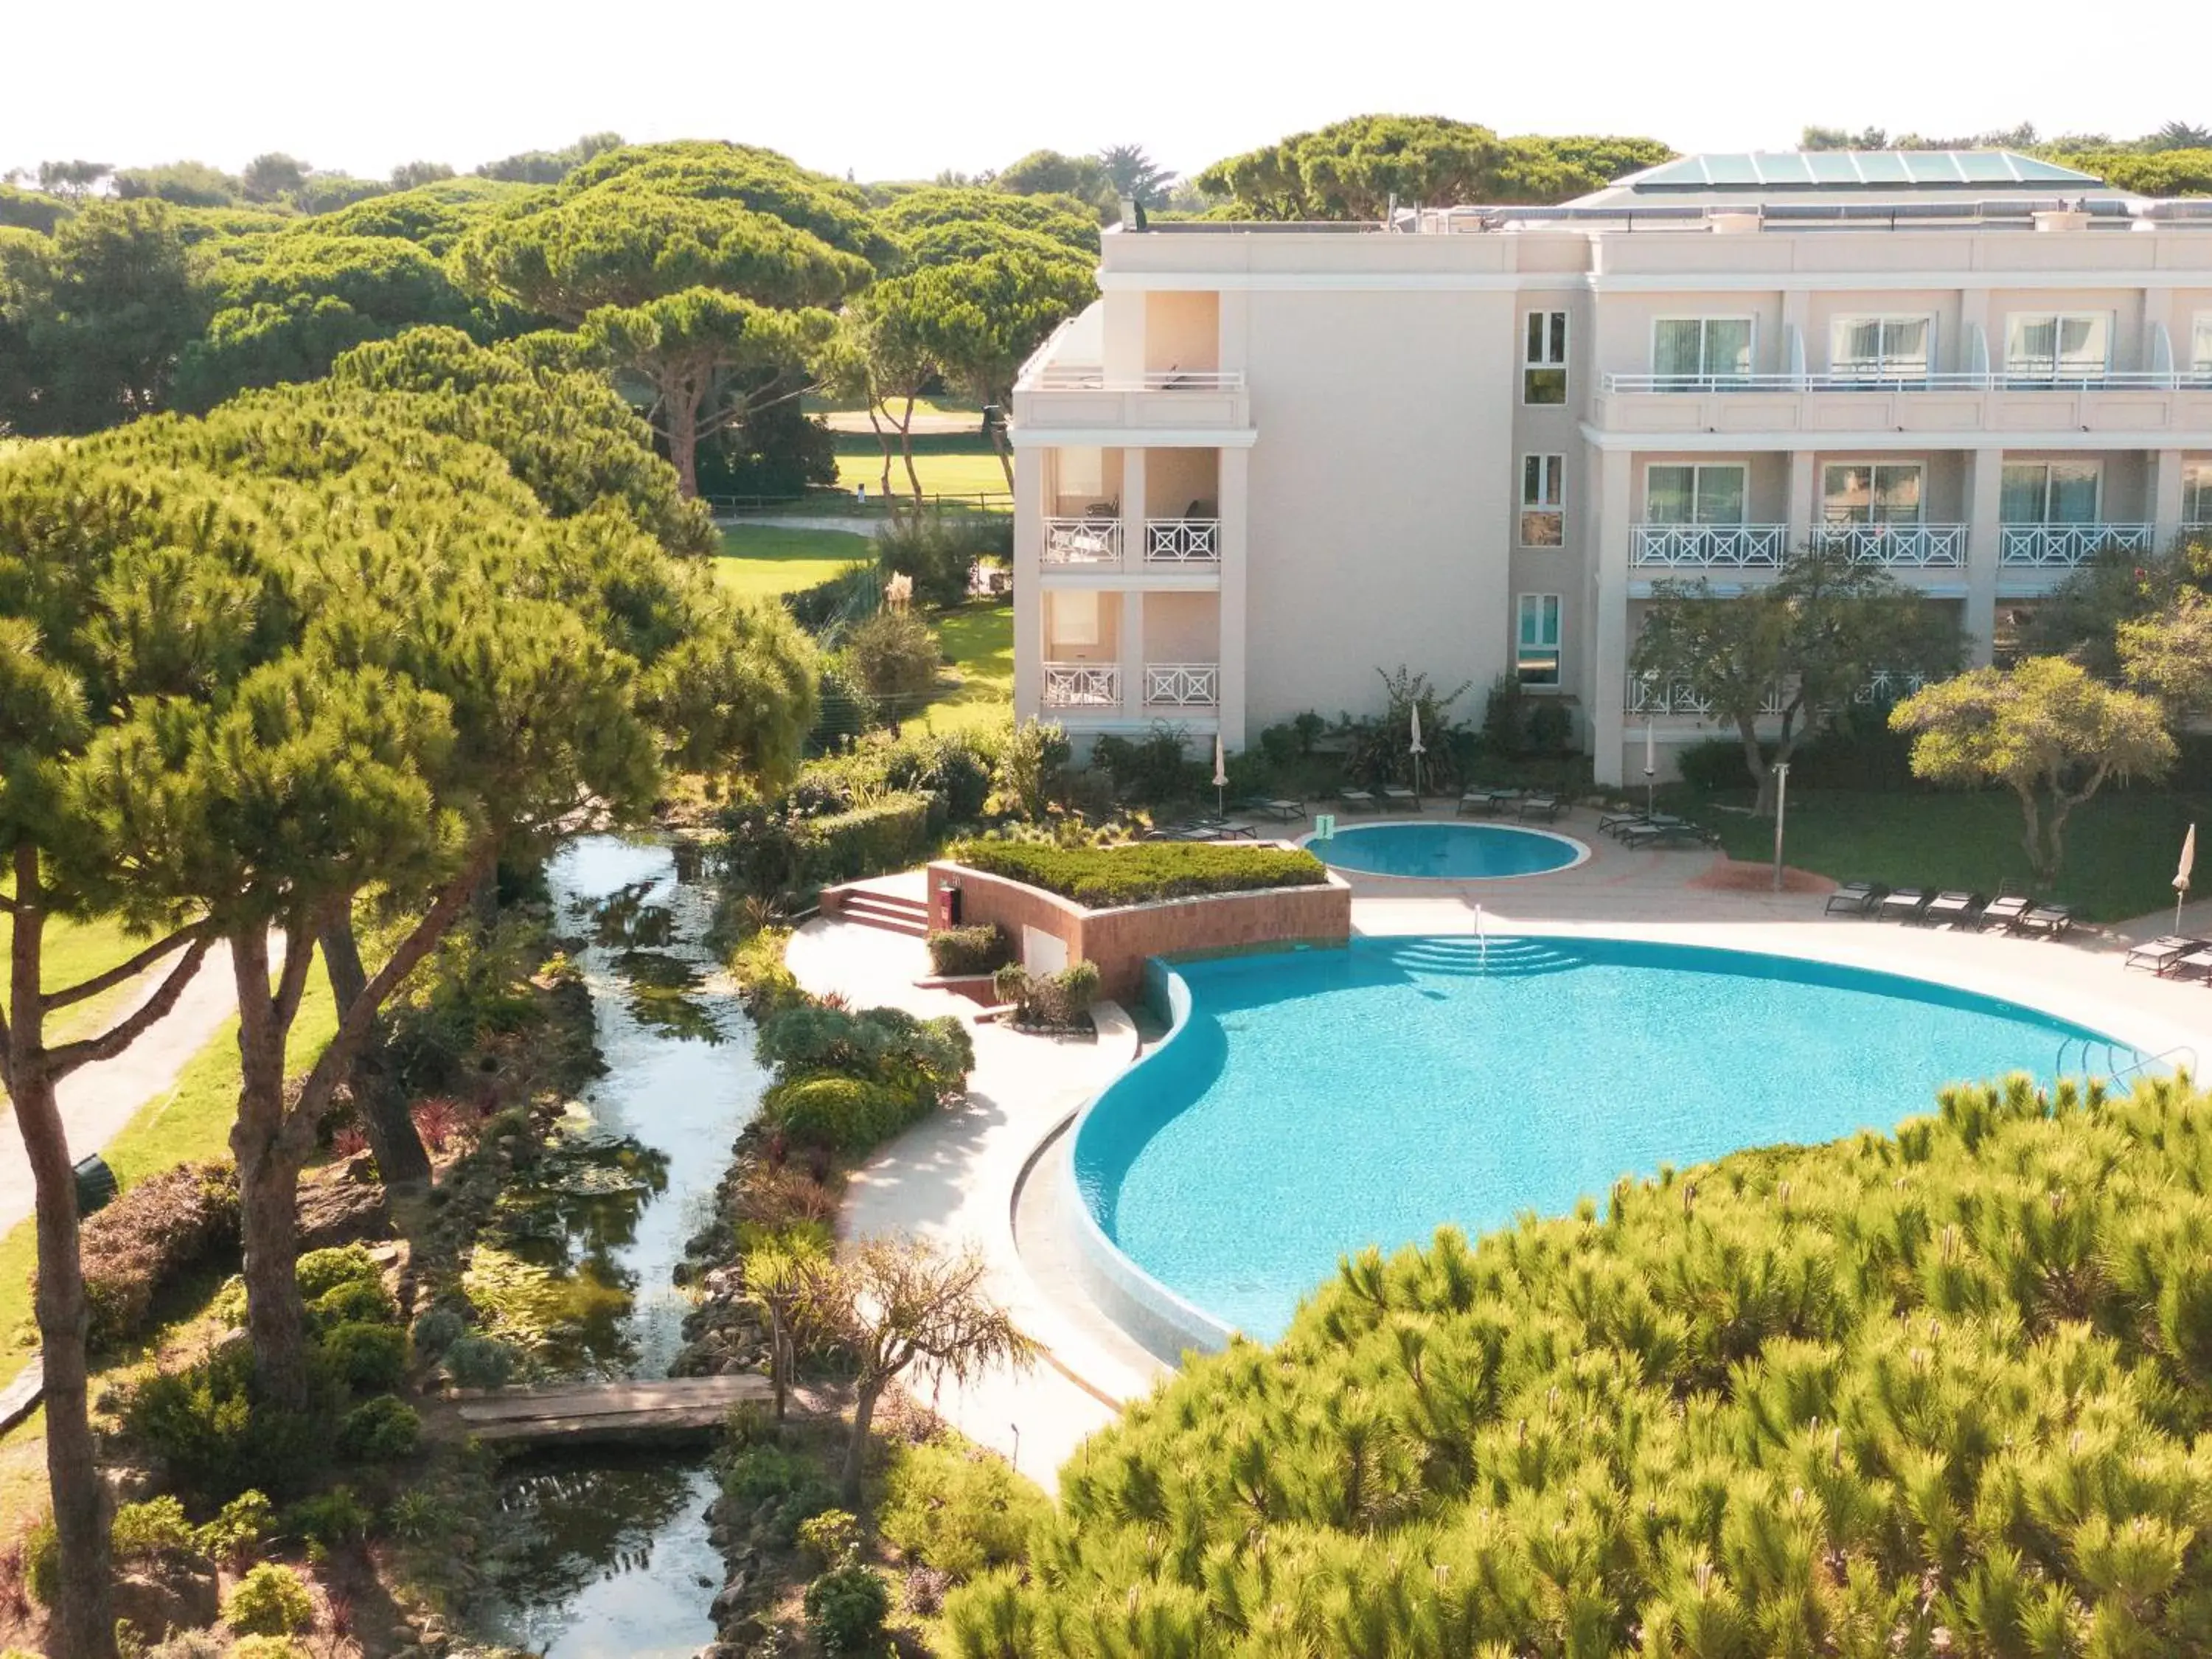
left=927, top=860, right=1352, bottom=1002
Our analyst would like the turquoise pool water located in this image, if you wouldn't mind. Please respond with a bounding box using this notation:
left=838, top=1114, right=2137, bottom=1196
left=1315, top=821, right=1585, bottom=879
left=1071, top=935, right=2134, bottom=1342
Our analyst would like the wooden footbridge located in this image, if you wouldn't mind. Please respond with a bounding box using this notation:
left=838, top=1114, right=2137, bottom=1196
left=436, top=1374, right=776, bottom=1448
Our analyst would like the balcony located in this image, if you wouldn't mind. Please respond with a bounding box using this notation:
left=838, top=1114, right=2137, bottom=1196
left=1144, top=518, right=1221, bottom=566
left=1997, top=524, right=2154, bottom=568
left=1813, top=524, right=1966, bottom=568
left=1144, top=663, right=1220, bottom=709
left=1591, top=375, right=2212, bottom=439
left=1042, top=663, right=1121, bottom=709
left=1042, top=518, right=1122, bottom=566
left=1625, top=675, right=1787, bottom=717
left=1603, top=370, right=2212, bottom=394
left=1631, top=524, right=1787, bottom=568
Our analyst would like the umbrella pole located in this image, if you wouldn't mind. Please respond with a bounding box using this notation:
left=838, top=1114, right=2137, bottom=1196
left=2178, top=882, right=2188, bottom=936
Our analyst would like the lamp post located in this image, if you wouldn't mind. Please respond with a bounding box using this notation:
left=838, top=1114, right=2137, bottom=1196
left=1771, top=762, right=1792, bottom=894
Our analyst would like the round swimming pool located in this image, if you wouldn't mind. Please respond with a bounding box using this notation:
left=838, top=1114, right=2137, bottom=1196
left=1068, top=936, right=2143, bottom=1349
left=1311, top=821, right=1586, bottom=879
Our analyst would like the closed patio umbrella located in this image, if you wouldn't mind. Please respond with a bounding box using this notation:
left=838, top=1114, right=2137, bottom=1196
left=1408, top=705, right=1425, bottom=797
left=2177, top=822, right=2197, bottom=933
left=1214, top=731, right=1228, bottom=817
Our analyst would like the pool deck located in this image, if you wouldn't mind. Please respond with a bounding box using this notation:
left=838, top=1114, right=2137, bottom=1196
left=788, top=804, right=2212, bottom=1484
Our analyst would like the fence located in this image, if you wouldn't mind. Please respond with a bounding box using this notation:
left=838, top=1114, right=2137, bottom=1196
left=707, top=489, right=1012, bottom=516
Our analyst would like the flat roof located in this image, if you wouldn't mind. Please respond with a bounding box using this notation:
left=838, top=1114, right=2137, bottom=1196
left=1617, top=150, right=2106, bottom=192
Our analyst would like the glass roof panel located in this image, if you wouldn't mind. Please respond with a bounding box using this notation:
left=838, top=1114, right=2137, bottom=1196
left=1955, top=151, right=2018, bottom=181
left=1852, top=152, right=1912, bottom=183
left=1701, top=154, right=1761, bottom=184
left=1805, top=152, right=1863, bottom=184
left=1754, top=153, right=1813, bottom=184
left=1902, top=151, right=1966, bottom=183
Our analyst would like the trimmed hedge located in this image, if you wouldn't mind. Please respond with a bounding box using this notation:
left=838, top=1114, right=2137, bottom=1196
left=925, top=924, right=1010, bottom=976
left=804, top=790, right=932, bottom=886
left=760, top=1074, right=930, bottom=1156
left=947, top=840, right=1327, bottom=909
left=66, top=1160, right=239, bottom=1352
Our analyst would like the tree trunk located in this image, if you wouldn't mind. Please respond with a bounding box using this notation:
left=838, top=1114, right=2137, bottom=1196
left=1741, top=717, right=1776, bottom=817
left=2015, top=785, right=2049, bottom=886
left=21, top=1068, right=116, bottom=1659
left=988, top=414, right=1015, bottom=491
left=841, top=1379, right=881, bottom=1505
left=667, top=392, right=700, bottom=500
left=230, top=929, right=312, bottom=1411
left=898, top=397, right=922, bottom=504
left=866, top=403, right=893, bottom=500
left=318, top=916, right=430, bottom=1189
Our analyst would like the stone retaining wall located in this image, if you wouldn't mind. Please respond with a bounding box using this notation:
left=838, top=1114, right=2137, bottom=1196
left=925, top=859, right=1353, bottom=1001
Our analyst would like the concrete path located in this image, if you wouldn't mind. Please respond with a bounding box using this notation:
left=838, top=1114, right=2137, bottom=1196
left=717, top=514, right=882, bottom=538
left=0, top=941, right=245, bottom=1234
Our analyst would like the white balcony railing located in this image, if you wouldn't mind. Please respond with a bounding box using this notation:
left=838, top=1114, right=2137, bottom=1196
left=1604, top=369, right=2212, bottom=394
left=1144, top=518, right=1221, bottom=564
left=1626, top=675, right=1790, bottom=717
left=1042, top=518, right=1122, bottom=566
left=1997, top=524, right=2154, bottom=568
left=1815, top=524, right=1966, bottom=568
left=1631, top=524, right=1787, bottom=568
left=1852, top=670, right=1929, bottom=705
left=1144, top=663, right=1220, bottom=708
left=1041, top=663, right=1121, bottom=708
left=1025, top=367, right=1246, bottom=392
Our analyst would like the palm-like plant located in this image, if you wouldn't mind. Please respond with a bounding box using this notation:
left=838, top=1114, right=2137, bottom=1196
left=1096, top=143, right=1178, bottom=208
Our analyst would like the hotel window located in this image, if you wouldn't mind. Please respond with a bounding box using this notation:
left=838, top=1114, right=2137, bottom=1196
left=2000, top=462, right=2101, bottom=524
left=2004, top=313, right=2110, bottom=382
left=1520, top=453, right=1565, bottom=545
left=1823, top=463, right=1924, bottom=524
left=1646, top=463, right=1747, bottom=524
left=1516, top=594, right=1562, bottom=688
left=2185, top=462, right=2212, bottom=525
left=1652, top=318, right=1753, bottom=386
left=1523, top=310, right=1568, bottom=404
left=1051, top=589, right=1102, bottom=648
left=1830, top=316, right=1933, bottom=380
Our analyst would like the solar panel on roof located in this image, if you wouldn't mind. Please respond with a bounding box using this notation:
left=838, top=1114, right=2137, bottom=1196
left=1756, top=153, right=1813, bottom=184
left=1955, top=152, right=2016, bottom=181
left=1805, top=153, right=1861, bottom=184
left=1901, top=152, right=1962, bottom=183
left=1704, top=154, right=1761, bottom=184
left=1854, top=152, right=1910, bottom=182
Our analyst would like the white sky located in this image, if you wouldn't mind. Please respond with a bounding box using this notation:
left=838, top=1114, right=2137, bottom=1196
left=4, top=0, right=2205, bottom=187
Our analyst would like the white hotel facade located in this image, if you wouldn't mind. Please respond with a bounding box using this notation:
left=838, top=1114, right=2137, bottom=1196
left=1006, top=150, right=2212, bottom=785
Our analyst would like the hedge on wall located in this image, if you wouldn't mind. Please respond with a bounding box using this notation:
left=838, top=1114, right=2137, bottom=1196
left=946, top=839, right=1328, bottom=909
left=925, top=924, right=1011, bottom=976
left=803, top=791, right=932, bottom=886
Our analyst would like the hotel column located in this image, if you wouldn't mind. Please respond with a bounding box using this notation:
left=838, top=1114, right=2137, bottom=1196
left=1119, top=590, right=1147, bottom=720
left=1013, top=443, right=1045, bottom=717
left=1785, top=450, right=1816, bottom=554
left=2151, top=448, right=2185, bottom=549
left=1590, top=447, right=1634, bottom=787
left=1119, top=448, right=1147, bottom=572
left=1218, top=445, right=1251, bottom=749
left=1963, top=446, right=2002, bottom=667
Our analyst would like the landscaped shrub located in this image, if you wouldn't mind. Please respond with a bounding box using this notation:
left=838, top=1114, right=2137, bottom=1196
left=109, top=1496, right=198, bottom=1560
left=925, top=924, right=1009, bottom=976
left=721, top=1442, right=837, bottom=1543
left=20, top=1521, right=55, bottom=1607
left=1526, top=700, right=1574, bottom=755
left=222, top=1563, right=313, bottom=1635
left=123, top=1348, right=329, bottom=1500
left=335, top=1395, right=421, bottom=1462
left=66, top=1159, right=240, bottom=1352
left=198, top=1491, right=271, bottom=1563
left=880, top=1439, right=1051, bottom=1582
left=293, top=1245, right=380, bottom=1302
left=316, top=1321, right=407, bottom=1393
left=804, top=1562, right=891, bottom=1657
left=1677, top=734, right=1762, bottom=793
left=754, top=1004, right=973, bottom=1102
left=1090, top=725, right=1197, bottom=804
left=408, top=1307, right=465, bottom=1359
left=279, top=1486, right=369, bottom=1550
left=946, top=1074, right=2212, bottom=1655
left=1031, top=961, right=1099, bottom=1027
left=804, top=792, right=933, bottom=886
left=947, top=839, right=1327, bottom=908
left=875, top=505, right=1001, bottom=609
left=441, top=1334, right=518, bottom=1389
left=223, top=1638, right=310, bottom=1659
left=306, top=1278, right=398, bottom=1331
left=842, top=605, right=942, bottom=702
left=796, top=1506, right=860, bottom=1568
left=760, top=1075, right=928, bottom=1157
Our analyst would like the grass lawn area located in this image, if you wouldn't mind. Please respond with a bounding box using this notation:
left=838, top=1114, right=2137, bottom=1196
left=712, top=524, right=872, bottom=601
left=920, top=602, right=1014, bottom=733
left=0, top=906, right=164, bottom=1109
left=833, top=431, right=1009, bottom=502
left=1695, top=785, right=2212, bottom=922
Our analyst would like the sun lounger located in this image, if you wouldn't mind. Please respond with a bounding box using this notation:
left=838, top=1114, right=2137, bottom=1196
left=1335, top=788, right=1378, bottom=813
left=1380, top=785, right=1419, bottom=810
left=2016, top=903, right=2075, bottom=939
left=1517, top=794, right=1564, bottom=823
left=1608, top=813, right=1687, bottom=841
left=1459, top=789, right=1500, bottom=817
left=1878, top=888, right=1933, bottom=922
left=1823, top=880, right=1887, bottom=917
left=2179, top=947, right=2212, bottom=981
left=1252, top=799, right=1306, bottom=824
left=2125, top=936, right=2199, bottom=974
left=1924, top=891, right=1982, bottom=925
left=1619, top=820, right=1711, bottom=849
left=1980, top=894, right=2034, bottom=931
left=1600, top=808, right=1660, bottom=835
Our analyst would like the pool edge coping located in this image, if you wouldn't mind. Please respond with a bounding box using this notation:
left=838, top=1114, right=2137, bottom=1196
left=1295, top=816, right=1594, bottom=881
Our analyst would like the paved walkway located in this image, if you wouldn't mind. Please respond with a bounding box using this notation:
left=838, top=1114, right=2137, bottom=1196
left=0, top=942, right=246, bottom=1234
left=717, top=514, right=881, bottom=538
left=790, top=803, right=2212, bottom=1483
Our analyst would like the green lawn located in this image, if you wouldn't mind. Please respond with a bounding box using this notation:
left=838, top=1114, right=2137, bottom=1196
left=833, top=432, right=1009, bottom=503
left=1696, top=785, right=2212, bottom=922
left=712, top=524, right=872, bottom=601
left=0, top=907, right=162, bottom=1108
left=920, top=602, right=1014, bottom=733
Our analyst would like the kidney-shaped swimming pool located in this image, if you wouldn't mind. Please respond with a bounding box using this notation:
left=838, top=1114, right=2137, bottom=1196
left=1068, top=933, right=2141, bottom=1347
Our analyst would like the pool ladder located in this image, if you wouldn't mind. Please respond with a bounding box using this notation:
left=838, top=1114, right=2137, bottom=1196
left=2054, top=1036, right=2197, bottom=1083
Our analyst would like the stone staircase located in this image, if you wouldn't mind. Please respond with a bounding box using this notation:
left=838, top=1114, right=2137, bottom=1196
left=826, top=883, right=932, bottom=938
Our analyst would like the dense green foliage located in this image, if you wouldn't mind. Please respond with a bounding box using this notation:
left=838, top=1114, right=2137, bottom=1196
left=222, top=1564, right=313, bottom=1636
left=760, top=1073, right=929, bottom=1156
left=804, top=1561, right=892, bottom=1655
left=926, top=924, right=1011, bottom=976
left=946, top=840, right=1328, bottom=908
left=947, top=1074, right=2212, bottom=1657
left=880, top=1437, right=1052, bottom=1584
